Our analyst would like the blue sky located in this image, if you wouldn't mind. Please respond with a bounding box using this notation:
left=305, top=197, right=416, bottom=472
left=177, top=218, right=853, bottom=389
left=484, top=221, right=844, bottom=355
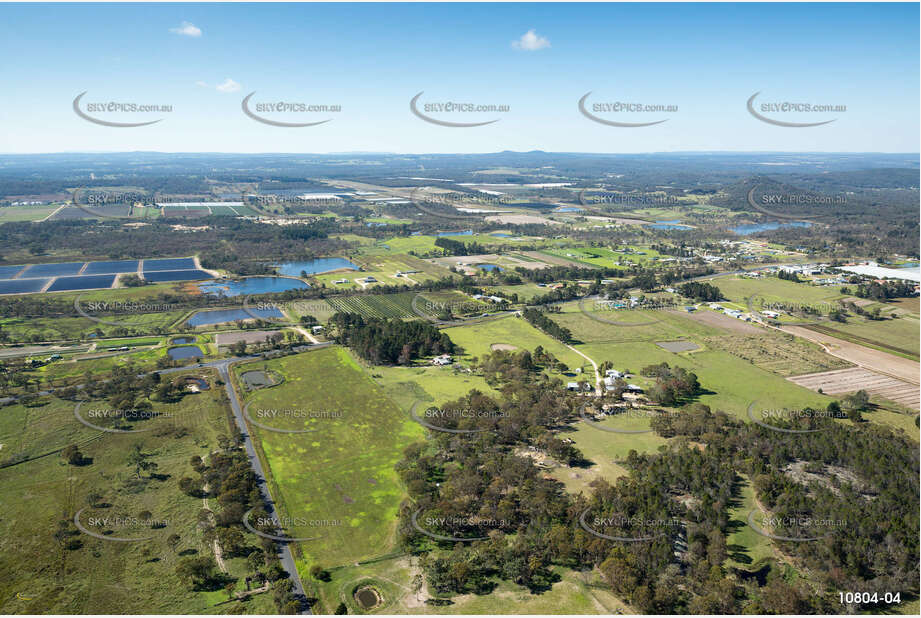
left=0, top=2, right=917, bottom=153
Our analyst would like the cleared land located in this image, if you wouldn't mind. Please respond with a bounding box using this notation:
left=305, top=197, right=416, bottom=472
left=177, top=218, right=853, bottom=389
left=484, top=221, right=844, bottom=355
left=0, top=375, right=273, bottom=614
left=238, top=347, right=423, bottom=578
left=788, top=367, right=919, bottom=411
left=781, top=324, right=921, bottom=385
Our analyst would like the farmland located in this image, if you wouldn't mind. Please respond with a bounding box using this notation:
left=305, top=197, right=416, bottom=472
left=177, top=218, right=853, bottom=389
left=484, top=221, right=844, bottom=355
left=0, top=373, right=276, bottom=614
left=235, top=346, right=423, bottom=608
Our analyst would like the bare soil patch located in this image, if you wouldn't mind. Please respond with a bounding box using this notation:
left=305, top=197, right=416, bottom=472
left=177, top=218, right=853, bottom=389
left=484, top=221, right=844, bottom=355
left=787, top=366, right=919, bottom=410
left=671, top=309, right=763, bottom=334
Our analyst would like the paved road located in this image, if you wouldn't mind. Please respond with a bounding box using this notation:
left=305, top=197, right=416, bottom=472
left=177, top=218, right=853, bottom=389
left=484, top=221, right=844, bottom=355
left=216, top=358, right=312, bottom=614
left=2, top=346, right=330, bottom=613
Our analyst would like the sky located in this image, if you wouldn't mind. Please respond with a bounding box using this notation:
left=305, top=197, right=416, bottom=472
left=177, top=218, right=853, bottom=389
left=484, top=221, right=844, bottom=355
left=0, top=2, right=918, bottom=154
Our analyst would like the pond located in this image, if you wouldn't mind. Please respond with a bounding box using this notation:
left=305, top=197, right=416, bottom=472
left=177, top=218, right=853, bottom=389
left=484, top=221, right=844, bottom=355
left=476, top=263, right=503, bottom=272
left=187, top=307, right=283, bottom=327
left=437, top=230, right=473, bottom=237
left=274, top=257, right=358, bottom=277
left=171, top=336, right=196, bottom=344
left=354, top=587, right=382, bottom=610
left=241, top=370, right=273, bottom=389
left=490, top=232, right=512, bottom=237
left=167, top=345, right=203, bottom=360
left=556, top=206, right=583, bottom=213
left=198, top=276, right=309, bottom=297
left=731, top=221, right=812, bottom=235
left=186, top=377, right=210, bottom=391
left=649, top=219, right=692, bottom=230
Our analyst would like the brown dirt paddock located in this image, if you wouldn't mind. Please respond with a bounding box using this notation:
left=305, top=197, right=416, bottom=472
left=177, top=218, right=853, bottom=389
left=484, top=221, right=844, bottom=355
left=670, top=309, right=763, bottom=334
left=781, top=325, right=920, bottom=385
left=490, top=343, right=518, bottom=351
left=215, top=330, right=279, bottom=346
left=788, top=367, right=919, bottom=411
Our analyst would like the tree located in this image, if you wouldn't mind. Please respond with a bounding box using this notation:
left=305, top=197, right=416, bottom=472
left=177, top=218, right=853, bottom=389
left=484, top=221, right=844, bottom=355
left=61, top=444, right=84, bottom=466
left=334, top=602, right=348, bottom=614
left=167, top=533, right=181, bottom=553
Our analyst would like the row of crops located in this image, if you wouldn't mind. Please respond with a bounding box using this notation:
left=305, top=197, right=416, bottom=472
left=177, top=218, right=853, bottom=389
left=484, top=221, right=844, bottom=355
left=326, top=292, right=419, bottom=319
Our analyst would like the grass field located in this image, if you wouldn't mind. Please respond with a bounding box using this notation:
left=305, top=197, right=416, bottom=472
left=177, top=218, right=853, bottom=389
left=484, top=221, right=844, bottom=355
left=714, top=275, right=848, bottom=309
left=0, top=205, right=61, bottom=222
left=443, top=316, right=587, bottom=371
left=549, top=413, right=667, bottom=494
left=726, top=476, right=774, bottom=570
left=312, top=253, right=454, bottom=289
left=0, top=374, right=274, bottom=614
left=237, top=347, right=424, bottom=579
left=311, top=554, right=630, bottom=615
left=801, top=316, right=920, bottom=360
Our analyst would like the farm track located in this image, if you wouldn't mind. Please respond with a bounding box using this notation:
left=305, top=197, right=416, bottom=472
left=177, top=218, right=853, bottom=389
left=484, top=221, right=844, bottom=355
left=800, top=323, right=919, bottom=360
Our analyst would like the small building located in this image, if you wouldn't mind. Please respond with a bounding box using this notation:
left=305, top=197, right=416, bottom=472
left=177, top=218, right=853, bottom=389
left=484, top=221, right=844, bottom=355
left=431, top=354, right=453, bottom=366
left=684, top=306, right=696, bottom=312
left=761, top=310, right=780, bottom=319
left=567, top=382, right=580, bottom=391
left=311, top=325, right=324, bottom=332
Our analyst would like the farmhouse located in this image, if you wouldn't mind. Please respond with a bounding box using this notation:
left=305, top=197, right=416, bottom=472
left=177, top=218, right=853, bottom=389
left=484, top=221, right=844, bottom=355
left=431, top=354, right=453, bottom=366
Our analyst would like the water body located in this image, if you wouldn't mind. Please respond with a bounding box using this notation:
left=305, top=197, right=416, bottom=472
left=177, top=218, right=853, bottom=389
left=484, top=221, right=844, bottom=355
left=198, top=277, right=309, bottom=297
left=437, top=230, right=473, bottom=237
left=731, top=221, right=813, bottom=235
left=275, top=257, right=358, bottom=277
left=167, top=345, right=203, bottom=360
left=650, top=219, right=692, bottom=230
left=491, top=232, right=512, bottom=237
left=477, top=263, right=503, bottom=272
left=556, top=206, right=584, bottom=213
left=171, top=336, right=196, bottom=344
left=187, top=307, right=283, bottom=327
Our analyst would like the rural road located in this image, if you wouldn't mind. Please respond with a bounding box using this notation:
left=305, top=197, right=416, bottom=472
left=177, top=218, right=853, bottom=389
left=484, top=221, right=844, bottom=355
left=215, top=357, right=312, bottom=614
left=1, top=346, right=328, bottom=614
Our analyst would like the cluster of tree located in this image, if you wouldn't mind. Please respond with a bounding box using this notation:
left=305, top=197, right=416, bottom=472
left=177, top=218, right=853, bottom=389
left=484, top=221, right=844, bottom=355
left=434, top=236, right=486, bottom=256
left=777, top=269, right=801, bottom=282
left=678, top=281, right=722, bottom=302
left=652, top=403, right=919, bottom=609
left=177, top=440, right=303, bottom=613
left=853, top=279, right=916, bottom=301
left=640, top=362, right=701, bottom=406
left=329, top=312, right=454, bottom=364
left=520, top=308, right=572, bottom=343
